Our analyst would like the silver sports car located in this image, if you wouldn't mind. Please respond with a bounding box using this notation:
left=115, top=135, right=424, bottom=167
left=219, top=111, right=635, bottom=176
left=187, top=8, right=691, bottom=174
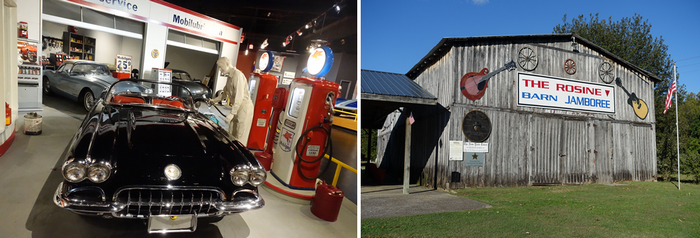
left=43, top=60, right=117, bottom=111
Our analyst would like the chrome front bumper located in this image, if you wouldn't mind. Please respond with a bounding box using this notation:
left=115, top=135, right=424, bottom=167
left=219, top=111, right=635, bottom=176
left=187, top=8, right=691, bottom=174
left=53, top=182, right=265, bottom=218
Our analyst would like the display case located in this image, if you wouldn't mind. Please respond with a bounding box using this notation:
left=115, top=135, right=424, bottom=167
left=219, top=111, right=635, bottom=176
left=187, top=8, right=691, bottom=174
left=63, top=32, right=95, bottom=61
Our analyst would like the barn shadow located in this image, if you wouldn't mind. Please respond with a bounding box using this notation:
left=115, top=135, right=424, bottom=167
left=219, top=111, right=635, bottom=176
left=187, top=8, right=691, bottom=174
left=375, top=104, right=450, bottom=186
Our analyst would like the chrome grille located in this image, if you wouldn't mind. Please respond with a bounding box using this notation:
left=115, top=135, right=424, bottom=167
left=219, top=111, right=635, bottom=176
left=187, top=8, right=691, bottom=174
left=113, top=187, right=225, bottom=217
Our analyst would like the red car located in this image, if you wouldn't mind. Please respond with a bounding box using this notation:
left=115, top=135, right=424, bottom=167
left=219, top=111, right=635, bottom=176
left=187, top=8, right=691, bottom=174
left=19, top=43, right=37, bottom=62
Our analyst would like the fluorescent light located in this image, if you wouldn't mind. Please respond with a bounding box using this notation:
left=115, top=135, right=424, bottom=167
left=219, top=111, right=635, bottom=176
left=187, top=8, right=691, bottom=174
left=167, top=40, right=219, bottom=54
left=43, top=14, right=143, bottom=39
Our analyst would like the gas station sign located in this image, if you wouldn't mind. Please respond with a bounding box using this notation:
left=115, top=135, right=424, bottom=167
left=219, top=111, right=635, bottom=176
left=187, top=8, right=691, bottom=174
left=258, top=51, right=274, bottom=72
left=116, top=54, right=132, bottom=73
left=307, top=46, right=334, bottom=77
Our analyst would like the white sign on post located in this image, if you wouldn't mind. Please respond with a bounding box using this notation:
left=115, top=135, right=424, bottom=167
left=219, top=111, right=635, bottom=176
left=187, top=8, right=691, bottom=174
left=449, top=141, right=463, bottom=161
left=116, top=54, right=132, bottom=73
left=518, top=72, right=615, bottom=113
left=464, top=142, right=489, bottom=153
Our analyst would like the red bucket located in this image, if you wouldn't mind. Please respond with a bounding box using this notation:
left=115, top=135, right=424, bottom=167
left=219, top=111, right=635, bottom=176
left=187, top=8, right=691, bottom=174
left=310, top=181, right=344, bottom=222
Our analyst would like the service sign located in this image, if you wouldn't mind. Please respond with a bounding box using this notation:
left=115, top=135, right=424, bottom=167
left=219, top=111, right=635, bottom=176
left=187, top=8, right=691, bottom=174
left=518, top=72, right=615, bottom=114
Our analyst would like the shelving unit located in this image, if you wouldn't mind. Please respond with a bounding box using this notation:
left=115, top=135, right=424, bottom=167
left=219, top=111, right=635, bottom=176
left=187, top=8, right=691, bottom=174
left=62, top=32, right=95, bottom=61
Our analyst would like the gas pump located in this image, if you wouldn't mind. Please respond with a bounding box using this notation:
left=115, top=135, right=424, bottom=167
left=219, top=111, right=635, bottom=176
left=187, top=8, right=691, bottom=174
left=254, top=88, right=288, bottom=170
left=270, top=77, right=340, bottom=189
left=247, top=51, right=279, bottom=150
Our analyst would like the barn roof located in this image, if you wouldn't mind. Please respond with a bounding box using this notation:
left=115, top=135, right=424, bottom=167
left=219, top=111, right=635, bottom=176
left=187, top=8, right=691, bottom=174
left=361, top=69, right=437, bottom=105
left=405, top=33, right=662, bottom=83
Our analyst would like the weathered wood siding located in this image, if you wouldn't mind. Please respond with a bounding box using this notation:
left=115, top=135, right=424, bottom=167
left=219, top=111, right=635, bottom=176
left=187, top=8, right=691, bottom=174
left=404, top=38, right=657, bottom=189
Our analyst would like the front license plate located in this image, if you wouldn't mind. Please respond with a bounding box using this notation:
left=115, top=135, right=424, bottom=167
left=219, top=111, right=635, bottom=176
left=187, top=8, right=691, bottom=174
left=147, top=214, right=197, bottom=233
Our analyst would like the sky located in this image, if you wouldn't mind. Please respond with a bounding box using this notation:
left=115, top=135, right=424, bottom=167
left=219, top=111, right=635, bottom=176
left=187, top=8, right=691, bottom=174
left=361, top=0, right=700, bottom=94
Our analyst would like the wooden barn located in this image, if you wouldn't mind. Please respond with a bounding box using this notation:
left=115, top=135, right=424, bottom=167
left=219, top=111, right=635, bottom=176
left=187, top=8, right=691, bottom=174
left=371, top=34, right=660, bottom=189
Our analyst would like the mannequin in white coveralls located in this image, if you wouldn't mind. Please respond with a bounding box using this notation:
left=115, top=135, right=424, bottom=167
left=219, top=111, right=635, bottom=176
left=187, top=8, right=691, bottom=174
left=209, top=57, right=254, bottom=145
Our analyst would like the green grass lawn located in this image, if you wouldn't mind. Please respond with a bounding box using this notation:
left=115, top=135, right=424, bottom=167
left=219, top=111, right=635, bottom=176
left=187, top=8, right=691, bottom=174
left=362, top=181, right=700, bottom=237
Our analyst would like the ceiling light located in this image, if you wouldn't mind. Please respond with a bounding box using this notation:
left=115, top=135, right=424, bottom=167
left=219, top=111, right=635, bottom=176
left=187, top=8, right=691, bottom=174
left=297, top=30, right=303, bottom=36
left=305, top=24, right=310, bottom=29
left=248, top=44, right=253, bottom=50
left=334, top=4, right=340, bottom=13
left=261, top=39, right=268, bottom=49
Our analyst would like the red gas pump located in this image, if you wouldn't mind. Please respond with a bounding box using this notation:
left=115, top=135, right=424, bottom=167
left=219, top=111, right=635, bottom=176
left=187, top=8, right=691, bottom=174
left=254, top=88, right=288, bottom=170
left=247, top=73, right=278, bottom=150
left=270, top=77, right=340, bottom=189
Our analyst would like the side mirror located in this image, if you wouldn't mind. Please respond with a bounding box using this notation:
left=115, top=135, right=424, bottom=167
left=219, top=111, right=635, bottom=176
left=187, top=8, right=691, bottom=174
left=99, top=90, right=107, bottom=100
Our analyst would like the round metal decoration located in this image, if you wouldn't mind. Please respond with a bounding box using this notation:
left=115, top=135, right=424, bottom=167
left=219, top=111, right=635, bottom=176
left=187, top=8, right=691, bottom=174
left=462, top=110, right=492, bottom=142
left=164, top=164, right=181, bottom=181
left=307, top=46, right=334, bottom=77
left=258, top=51, right=274, bottom=72
left=599, top=61, right=614, bottom=84
left=150, top=49, right=159, bottom=59
left=518, top=46, right=538, bottom=71
left=564, top=59, right=576, bottom=75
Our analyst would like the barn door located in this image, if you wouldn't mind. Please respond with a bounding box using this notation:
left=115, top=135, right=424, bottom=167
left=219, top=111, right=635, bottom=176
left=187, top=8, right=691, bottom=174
left=531, top=117, right=562, bottom=185
left=559, top=120, right=590, bottom=185
left=593, top=120, right=613, bottom=183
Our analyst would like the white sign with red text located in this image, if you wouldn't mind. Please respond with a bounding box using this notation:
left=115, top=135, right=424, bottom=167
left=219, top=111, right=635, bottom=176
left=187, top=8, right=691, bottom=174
left=67, top=0, right=237, bottom=42
left=518, top=72, right=615, bottom=114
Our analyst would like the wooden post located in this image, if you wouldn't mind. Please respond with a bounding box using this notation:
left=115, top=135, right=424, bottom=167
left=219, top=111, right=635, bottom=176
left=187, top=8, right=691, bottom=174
left=404, top=114, right=411, bottom=194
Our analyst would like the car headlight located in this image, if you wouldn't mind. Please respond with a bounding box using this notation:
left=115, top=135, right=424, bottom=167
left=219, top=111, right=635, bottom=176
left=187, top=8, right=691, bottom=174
left=87, top=163, right=111, bottom=183
left=63, top=161, right=87, bottom=183
left=230, top=166, right=249, bottom=186
left=249, top=167, right=266, bottom=186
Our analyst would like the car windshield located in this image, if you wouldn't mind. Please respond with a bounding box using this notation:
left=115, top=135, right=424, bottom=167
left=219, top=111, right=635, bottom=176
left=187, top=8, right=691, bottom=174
left=172, top=72, right=192, bottom=81
left=72, top=63, right=111, bottom=75
left=105, top=79, right=196, bottom=111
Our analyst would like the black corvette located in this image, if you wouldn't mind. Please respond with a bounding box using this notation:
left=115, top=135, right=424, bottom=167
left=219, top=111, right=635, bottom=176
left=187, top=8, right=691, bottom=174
left=52, top=79, right=265, bottom=233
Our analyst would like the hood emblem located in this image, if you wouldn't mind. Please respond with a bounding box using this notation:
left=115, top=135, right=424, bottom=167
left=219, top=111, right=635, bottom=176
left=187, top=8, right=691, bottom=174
left=164, top=164, right=181, bottom=180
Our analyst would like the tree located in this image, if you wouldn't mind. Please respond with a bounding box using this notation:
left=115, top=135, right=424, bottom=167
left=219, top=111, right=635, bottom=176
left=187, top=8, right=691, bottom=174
left=553, top=13, right=679, bottom=181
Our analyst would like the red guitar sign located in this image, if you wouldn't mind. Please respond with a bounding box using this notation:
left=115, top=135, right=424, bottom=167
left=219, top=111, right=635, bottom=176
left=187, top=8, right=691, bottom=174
left=460, top=60, right=516, bottom=101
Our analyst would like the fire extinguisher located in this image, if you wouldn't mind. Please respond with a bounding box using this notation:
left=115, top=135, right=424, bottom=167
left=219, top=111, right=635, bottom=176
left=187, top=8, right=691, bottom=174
left=5, top=103, right=11, bottom=126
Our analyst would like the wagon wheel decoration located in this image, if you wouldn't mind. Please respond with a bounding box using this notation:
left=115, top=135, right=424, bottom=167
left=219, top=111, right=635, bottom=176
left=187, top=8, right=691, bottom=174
left=462, top=110, right=492, bottom=142
left=518, top=46, right=538, bottom=71
left=564, top=59, right=576, bottom=75
left=599, top=61, right=614, bottom=83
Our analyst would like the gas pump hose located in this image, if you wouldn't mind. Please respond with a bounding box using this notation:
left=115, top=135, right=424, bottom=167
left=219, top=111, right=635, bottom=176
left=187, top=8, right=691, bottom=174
left=210, top=103, right=228, bottom=118
left=295, top=123, right=333, bottom=181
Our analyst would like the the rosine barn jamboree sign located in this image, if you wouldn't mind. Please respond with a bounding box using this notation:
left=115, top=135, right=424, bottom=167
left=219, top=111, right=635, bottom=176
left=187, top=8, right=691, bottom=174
left=517, top=72, right=615, bottom=113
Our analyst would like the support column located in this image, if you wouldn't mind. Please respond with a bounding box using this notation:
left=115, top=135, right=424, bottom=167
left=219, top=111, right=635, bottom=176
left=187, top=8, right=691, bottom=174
left=403, top=113, right=411, bottom=194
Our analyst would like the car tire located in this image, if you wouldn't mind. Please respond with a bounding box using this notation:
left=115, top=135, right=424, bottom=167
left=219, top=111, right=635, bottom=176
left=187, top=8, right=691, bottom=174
left=80, top=89, right=95, bottom=112
left=42, top=76, right=53, bottom=95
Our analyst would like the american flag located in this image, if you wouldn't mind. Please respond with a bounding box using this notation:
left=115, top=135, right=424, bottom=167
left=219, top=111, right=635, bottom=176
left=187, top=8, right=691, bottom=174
left=663, top=72, right=677, bottom=114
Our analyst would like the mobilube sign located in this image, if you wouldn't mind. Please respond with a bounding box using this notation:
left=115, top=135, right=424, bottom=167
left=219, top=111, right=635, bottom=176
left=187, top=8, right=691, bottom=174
left=517, top=72, right=615, bottom=114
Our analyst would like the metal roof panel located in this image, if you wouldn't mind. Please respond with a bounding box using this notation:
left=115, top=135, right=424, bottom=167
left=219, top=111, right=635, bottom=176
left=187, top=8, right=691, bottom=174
left=361, top=69, right=437, bottom=100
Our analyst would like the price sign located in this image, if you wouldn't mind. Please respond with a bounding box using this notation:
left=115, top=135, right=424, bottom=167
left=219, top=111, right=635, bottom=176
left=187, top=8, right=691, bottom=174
left=116, top=54, right=132, bottom=73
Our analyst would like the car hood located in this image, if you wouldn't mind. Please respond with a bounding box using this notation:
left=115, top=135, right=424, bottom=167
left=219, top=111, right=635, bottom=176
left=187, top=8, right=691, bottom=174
left=68, top=104, right=256, bottom=187
left=83, top=74, right=119, bottom=88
